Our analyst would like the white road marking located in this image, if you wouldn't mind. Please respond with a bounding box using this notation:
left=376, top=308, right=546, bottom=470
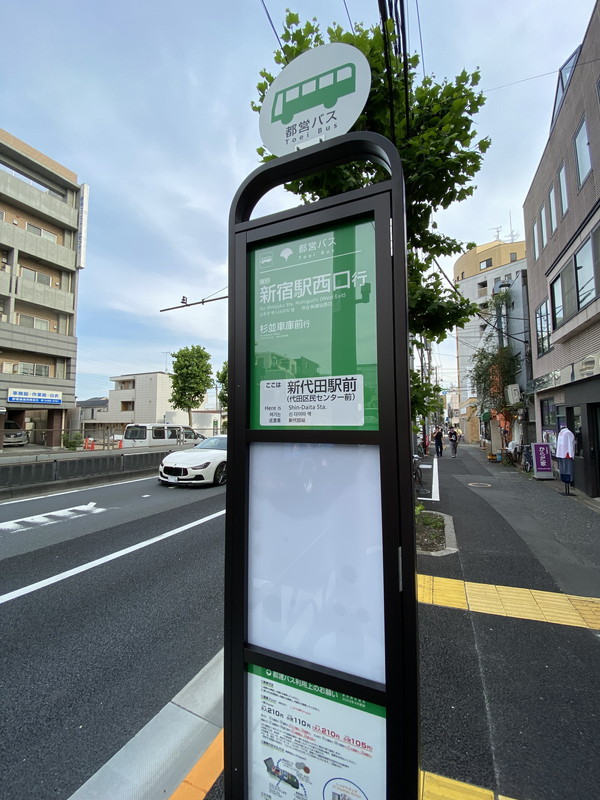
left=0, top=509, right=226, bottom=606
left=419, top=457, right=440, bottom=502
left=0, top=476, right=156, bottom=506
left=0, top=502, right=107, bottom=532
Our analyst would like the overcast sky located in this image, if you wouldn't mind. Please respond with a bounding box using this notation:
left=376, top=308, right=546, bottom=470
left=1, top=0, right=596, bottom=397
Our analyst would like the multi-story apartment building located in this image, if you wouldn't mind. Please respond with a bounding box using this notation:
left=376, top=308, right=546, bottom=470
left=453, top=240, right=531, bottom=448
left=0, top=129, right=88, bottom=447
left=524, top=2, right=600, bottom=497
left=107, top=371, right=224, bottom=436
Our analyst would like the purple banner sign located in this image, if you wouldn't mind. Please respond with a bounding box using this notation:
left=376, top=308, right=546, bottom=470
left=532, top=443, right=553, bottom=479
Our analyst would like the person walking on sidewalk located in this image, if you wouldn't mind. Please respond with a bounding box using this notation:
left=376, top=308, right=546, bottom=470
left=448, top=426, right=458, bottom=458
left=433, top=426, right=444, bottom=457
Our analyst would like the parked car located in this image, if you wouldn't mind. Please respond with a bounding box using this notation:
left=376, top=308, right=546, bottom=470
left=3, top=420, right=28, bottom=447
left=158, top=435, right=227, bottom=487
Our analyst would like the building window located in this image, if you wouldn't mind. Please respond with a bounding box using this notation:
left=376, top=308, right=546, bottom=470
left=532, top=220, right=539, bottom=260
left=18, top=313, right=50, bottom=331
left=477, top=280, right=487, bottom=297
left=557, top=164, right=568, bottom=216
left=18, top=362, right=50, bottom=377
left=479, top=258, right=492, bottom=270
left=574, top=118, right=592, bottom=186
left=510, top=252, right=517, bottom=262
left=21, top=266, right=52, bottom=286
left=540, top=204, right=547, bottom=248
left=548, top=186, right=557, bottom=233
left=535, top=299, right=551, bottom=355
left=26, top=222, right=58, bottom=244
left=549, top=231, right=598, bottom=328
left=575, top=237, right=595, bottom=308
left=121, top=401, right=134, bottom=412
left=541, top=398, right=557, bottom=428
left=570, top=406, right=583, bottom=456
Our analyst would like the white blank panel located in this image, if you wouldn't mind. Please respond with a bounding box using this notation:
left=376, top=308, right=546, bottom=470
left=247, top=442, right=385, bottom=684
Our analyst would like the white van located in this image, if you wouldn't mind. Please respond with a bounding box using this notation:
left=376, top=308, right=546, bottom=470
left=122, top=423, right=199, bottom=447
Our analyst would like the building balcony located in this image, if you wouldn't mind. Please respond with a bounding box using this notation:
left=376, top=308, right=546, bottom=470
left=0, top=170, right=79, bottom=228
left=0, top=219, right=77, bottom=271
left=15, top=278, right=75, bottom=313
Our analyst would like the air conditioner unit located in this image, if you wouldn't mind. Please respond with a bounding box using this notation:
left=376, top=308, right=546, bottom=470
left=504, top=383, right=521, bottom=405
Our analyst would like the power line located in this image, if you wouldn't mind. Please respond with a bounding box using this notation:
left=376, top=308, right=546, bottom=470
left=413, top=0, right=425, bottom=75
left=259, top=0, right=286, bottom=59
left=377, top=0, right=398, bottom=146
left=434, top=257, right=530, bottom=346
left=483, top=56, right=600, bottom=93
left=342, top=0, right=355, bottom=34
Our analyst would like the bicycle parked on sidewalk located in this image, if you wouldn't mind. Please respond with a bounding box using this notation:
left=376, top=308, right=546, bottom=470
left=413, top=454, right=427, bottom=494
left=522, top=444, right=533, bottom=472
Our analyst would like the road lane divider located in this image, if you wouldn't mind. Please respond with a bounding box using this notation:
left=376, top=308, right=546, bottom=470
left=0, top=509, right=226, bottom=606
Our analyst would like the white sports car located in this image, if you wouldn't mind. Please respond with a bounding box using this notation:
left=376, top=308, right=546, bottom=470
left=158, top=435, right=227, bottom=487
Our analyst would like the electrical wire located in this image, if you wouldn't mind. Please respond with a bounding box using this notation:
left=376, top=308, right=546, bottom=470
left=483, top=57, right=600, bottom=93
left=377, top=0, right=398, bottom=146
left=342, top=0, right=355, bottom=34
left=414, top=0, right=425, bottom=76
left=433, top=257, right=530, bottom=346
left=259, top=0, right=286, bottom=60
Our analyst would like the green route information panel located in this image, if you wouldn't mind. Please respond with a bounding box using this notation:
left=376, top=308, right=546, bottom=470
left=249, top=216, right=378, bottom=430
left=247, top=663, right=386, bottom=799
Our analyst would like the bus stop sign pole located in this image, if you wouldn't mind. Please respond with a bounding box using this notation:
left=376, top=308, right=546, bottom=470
left=225, top=131, right=419, bottom=799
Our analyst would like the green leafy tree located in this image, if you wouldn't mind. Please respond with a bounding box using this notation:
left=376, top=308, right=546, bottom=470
left=170, top=345, right=213, bottom=426
left=469, top=345, right=518, bottom=420
left=215, top=361, right=228, bottom=410
left=253, top=11, right=486, bottom=417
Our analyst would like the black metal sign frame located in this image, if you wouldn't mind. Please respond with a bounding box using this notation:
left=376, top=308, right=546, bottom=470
left=225, top=131, right=418, bottom=798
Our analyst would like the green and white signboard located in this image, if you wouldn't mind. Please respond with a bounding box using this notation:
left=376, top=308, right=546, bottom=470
left=259, top=43, right=371, bottom=156
left=250, top=217, right=378, bottom=430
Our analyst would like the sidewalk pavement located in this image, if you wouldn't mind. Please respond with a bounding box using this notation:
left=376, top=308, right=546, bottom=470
left=415, top=443, right=600, bottom=799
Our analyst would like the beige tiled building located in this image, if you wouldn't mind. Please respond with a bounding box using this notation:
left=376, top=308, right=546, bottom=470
left=523, top=2, right=600, bottom=496
left=0, top=129, right=88, bottom=447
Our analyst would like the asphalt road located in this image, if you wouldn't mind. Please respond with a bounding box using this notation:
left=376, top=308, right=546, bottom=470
left=0, top=477, right=226, bottom=800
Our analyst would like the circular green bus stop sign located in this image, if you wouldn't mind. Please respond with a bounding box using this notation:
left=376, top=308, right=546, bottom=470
left=259, top=43, right=371, bottom=157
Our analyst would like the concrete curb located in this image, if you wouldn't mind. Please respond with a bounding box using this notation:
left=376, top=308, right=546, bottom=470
left=417, top=511, right=458, bottom=557
left=68, top=650, right=224, bottom=800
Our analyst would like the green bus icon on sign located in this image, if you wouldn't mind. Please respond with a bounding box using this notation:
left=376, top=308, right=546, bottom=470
left=271, top=63, right=356, bottom=125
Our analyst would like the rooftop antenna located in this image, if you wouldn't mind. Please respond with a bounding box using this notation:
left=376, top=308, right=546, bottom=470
left=504, top=211, right=520, bottom=242
left=490, top=226, right=502, bottom=241
left=162, top=351, right=170, bottom=372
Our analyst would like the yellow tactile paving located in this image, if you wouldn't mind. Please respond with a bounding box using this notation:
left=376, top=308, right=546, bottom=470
left=420, top=770, right=494, bottom=799
left=431, top=576, right=468, bottom=609
left=417, top=573, right=434, bottom=604
left=531, top=589, right=588, bottom=628
left=465, top=583, right=507, bottom=616
left=417, top=574, right=600, bottom=630
left=569, top=596, right=600, bottom=629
